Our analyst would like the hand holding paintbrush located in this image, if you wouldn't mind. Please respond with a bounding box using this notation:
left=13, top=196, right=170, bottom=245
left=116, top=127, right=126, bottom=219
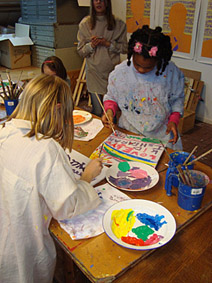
left=94, top=92, right=116, bottom=135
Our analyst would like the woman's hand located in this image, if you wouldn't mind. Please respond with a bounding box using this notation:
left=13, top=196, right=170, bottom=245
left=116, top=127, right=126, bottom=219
left=166, top=121, right=178, bottom=144
left=91, top=36, right=103, bottom=48
left=80, top=158, right=103, bottom=183
left=91, top=36, right=111, bottom=48
left=99, top=37, right=111, bottom=48
left=101, top=109, right=114, bottom=128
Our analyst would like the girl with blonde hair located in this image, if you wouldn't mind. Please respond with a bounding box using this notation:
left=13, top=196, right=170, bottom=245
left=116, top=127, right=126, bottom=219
left=0, top=74, right=103, bottom=282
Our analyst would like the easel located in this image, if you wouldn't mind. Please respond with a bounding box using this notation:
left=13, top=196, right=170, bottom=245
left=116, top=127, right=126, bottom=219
left=72, top=58, right=91, bottom=107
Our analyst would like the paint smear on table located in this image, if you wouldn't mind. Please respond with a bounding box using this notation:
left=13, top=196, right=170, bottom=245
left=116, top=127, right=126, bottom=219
left=111, top=209, right=166, bottom=246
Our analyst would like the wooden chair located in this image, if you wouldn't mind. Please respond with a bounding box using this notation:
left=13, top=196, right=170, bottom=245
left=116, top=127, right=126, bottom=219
left=179, top=68, right=204, bottom=134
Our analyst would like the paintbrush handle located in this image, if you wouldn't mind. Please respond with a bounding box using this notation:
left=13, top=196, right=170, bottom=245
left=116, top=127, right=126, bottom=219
left=94, top=92, right=116, bottom=135
left=159, top=140, right=175, bottom=163
left=99, top=143, right=104, bottom=158
left=187, top=148, right=212, bottom=165
left=183, top=146, right=198, bottom=165
left=0, top=75, right=7, bottom=98
left=6, top=73, right=13, bottom=97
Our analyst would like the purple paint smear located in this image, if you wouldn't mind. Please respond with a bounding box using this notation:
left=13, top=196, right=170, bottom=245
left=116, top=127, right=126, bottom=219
left=109, top=175, right=151, bottom=190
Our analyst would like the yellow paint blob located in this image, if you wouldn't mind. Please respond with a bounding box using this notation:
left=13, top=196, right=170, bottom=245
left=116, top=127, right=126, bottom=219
left=111, top=209, right=135, bottom=238
left=141, top=98, right=146, bottom=102
left=44, top=215, right=48, bottom=221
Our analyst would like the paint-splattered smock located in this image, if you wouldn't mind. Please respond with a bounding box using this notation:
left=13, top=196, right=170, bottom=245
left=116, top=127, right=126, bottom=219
left=0, top=119, right=101, bottom=283
left=77, top=15, right=127, bottom=94
left=104, top=60, right=185, bottom=150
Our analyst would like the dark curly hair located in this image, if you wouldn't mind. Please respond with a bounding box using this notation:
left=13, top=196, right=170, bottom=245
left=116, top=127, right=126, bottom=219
left=127, top=25, right=173, bottom=76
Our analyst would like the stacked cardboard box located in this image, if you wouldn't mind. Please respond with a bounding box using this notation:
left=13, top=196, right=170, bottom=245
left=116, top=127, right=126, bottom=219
left=20, top=0, right=89, bottom=70
left=0, top=23, right=33, bottom=69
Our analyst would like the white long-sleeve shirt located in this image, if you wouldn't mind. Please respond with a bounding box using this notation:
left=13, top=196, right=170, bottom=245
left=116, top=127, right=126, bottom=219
left=0, top=119, right=101, bottom=283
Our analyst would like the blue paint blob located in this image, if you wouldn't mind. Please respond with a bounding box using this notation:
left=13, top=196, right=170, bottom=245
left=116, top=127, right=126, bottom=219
left=136, top=213, right=167, bottom=231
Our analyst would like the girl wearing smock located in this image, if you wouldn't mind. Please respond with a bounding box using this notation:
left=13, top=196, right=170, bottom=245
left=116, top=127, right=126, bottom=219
left=0, top=75, right=103, bottom=283
left=77, top=0, right=127, bottom=116
left=102, top=25, right=185, bottom=150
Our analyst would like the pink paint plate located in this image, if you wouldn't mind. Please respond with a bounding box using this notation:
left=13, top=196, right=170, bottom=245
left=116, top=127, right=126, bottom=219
left=106, top=161, right=159, bottom=191
left=103, top=199, right=176, bottom=250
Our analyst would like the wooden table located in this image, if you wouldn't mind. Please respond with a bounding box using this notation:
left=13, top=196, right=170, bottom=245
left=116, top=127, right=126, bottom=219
left=50, top=120, right=212, bottom=283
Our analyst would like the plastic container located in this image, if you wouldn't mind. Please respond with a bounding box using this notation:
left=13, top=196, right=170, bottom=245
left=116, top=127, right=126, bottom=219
left=178, top=170, right=210, bottom=211
left=4, top=99, right=18, bottom=116
left=165, top=151, right=195, bottom=196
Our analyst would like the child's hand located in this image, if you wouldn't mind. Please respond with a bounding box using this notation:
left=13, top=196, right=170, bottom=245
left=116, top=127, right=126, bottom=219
left=80, top=158, right=103, bottom=183
left=166, top=121, right=178, bottom=144
left=101, top=109, right=114, bottom=128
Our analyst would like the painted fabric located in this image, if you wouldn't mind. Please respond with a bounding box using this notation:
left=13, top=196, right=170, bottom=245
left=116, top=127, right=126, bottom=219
left=59, top=183, right=130, bottom=240
left=77, top=15, right=127, bottom=94
left=104, top=60, right=185, bottom=150
left=0, top=119, right=100, bottom=283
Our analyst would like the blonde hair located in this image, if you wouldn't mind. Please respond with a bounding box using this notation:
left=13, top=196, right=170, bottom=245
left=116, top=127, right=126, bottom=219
left=9, top=74, right=74, bottom=151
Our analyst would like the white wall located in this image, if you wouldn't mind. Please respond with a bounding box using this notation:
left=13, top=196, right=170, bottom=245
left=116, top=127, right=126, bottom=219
left=112, top=0, right=212, bottom=125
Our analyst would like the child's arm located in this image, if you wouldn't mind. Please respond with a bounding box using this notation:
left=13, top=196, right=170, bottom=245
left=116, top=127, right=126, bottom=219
left=166, top=65, right=185, bottom=144
left=41, top=145, right=102, bottom=220
left=80, top=158, right=103, bottom=183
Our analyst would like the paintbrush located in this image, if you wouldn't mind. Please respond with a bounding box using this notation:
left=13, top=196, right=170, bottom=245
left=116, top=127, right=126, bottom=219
left=185, top=166, right=195, bottom=187
left=94, top=92, right=117, bottom=136
left=0, top=75, right=8, bottom=99
left=159, top=140, right=175, bottom=163
left=186, top=148, right=212, bottom=166
left=13, top=71, right=23, bottom=99
left=183, top=145, right=198, bottom=165
left=177, top=164, right=188, bottom=185
left=99, top=143, right=104, bottom=157
left=6, top=72, right=14, bottom=98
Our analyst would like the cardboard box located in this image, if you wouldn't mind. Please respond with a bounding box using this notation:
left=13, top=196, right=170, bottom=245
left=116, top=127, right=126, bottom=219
left=0, top=23, right=33, bottom=69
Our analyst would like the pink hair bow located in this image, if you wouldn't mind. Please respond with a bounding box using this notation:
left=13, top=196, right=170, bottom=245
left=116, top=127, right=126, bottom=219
left=149, top=46, right=158, bottom=57
left=134, top=42, right=142, bottom=53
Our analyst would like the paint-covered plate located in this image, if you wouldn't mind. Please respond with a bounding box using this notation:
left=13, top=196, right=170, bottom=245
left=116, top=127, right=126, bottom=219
left=103, top=199, right=176, bottom=250
left=73, top=110, right=92, bottom=125
left=106, top=161, right=159, bottom=192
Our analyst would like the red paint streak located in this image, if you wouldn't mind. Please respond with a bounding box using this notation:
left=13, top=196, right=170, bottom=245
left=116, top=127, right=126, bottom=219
left=114, top=217, right=119, bottom=227
left=57, top=236, right=82, bottom=252
left=122, top=234, right=160, bottom=246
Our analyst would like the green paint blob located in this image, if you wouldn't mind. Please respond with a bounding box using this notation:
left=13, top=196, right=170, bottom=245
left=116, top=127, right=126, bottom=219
left=127, top=210, right=134, bottom=222
left=118, top=162, right=130, bottom=172
left=132, top=225, right=154, bottom=241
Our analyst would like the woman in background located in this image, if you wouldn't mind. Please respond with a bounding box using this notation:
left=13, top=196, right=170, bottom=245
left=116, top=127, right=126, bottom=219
left=77, top=0, right=127, bottom=116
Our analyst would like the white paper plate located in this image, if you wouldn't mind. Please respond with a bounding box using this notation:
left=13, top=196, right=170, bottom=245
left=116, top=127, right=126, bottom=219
left=103, top=199, right=176, bottom=250
left=73, top=110, right=92, bottom=125
left=106, top=161, right=159, bottom=192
